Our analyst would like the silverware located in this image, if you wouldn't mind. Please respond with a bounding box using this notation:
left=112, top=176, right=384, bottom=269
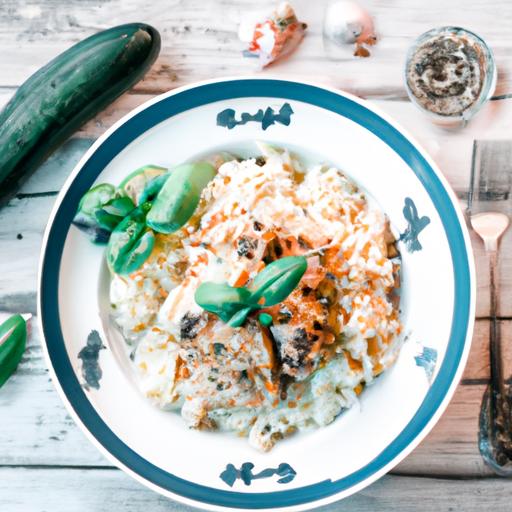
left=467, top=140, right=512, bottom=475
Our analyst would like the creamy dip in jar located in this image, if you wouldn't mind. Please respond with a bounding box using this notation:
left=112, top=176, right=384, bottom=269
left=405, top=27, right=496, bottom=124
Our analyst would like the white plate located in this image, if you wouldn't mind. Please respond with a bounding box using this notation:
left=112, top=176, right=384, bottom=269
left=38, top=78, right=475, bottom=511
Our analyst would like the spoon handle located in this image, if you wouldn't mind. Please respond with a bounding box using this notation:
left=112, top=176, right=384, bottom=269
left=487, top=249, right=510, bottom=442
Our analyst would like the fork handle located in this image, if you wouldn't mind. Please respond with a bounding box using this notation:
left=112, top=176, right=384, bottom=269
left=487, top=249, right=509, bottom=436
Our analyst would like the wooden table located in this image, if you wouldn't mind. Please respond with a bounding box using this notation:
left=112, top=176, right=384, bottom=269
left=1, top=0, right=512, bottom=510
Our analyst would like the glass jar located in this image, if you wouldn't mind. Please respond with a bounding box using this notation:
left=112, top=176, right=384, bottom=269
left=404, top=27, right=497, bottom=128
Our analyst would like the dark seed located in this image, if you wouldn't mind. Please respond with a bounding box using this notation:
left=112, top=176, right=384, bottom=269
left=278, top=306, right=293, bottom=324
left=255, top=156, right=266, bottom=166
left=253, top=220, right=264, bottom=231
left=313, top=320, right=322, bottom=330
left=237, top=236, right=258, bottom=259
left=298, top=236, right=312, bottom=249
left=213, top=343, right=225, bottom=355
left=302, top=286, right=312, bottom=296
left=180, top=313, right=202, bottom=340
left=16, top=233, right=23, bottom=240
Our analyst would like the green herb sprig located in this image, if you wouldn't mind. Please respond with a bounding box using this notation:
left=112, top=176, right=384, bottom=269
left=194, top=256, right=307, bottom=328
left=73, top=162, right=215, bottom=275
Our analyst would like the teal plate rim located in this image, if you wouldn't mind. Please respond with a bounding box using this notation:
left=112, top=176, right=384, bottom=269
left=38, top=78, right=473, bottom=510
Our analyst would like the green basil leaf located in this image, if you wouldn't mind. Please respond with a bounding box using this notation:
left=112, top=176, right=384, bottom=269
left=227, top=306, right=254, bottom=328
left=194, top=282, right=253, bottom=323
left=77, top=183, right=116, bottom=216
left=73, top=183, right=119, bottom=243
left=106, top=202, right=154, bottom=274
left=249, top=256, right=307, bottom=306
left=139, top=173, right=170, bottom=204
left=0, top=314, right=27, bottom=388
left=119, top=165, right=167, bottom=205
left=146, top=162, right=215, bottom=234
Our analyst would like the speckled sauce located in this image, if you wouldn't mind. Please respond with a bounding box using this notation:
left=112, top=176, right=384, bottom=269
left=406, top=29, right=488, bottom=117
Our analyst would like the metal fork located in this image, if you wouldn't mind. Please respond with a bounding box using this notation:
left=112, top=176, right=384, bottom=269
left=467, top=140, right=512, bottom=475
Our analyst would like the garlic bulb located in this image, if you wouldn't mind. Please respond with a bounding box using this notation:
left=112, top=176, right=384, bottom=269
left=323, top=1, right=375, bottom=46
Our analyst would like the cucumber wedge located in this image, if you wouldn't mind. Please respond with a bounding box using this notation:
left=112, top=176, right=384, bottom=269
left=0, top=23, right=161, bottom=205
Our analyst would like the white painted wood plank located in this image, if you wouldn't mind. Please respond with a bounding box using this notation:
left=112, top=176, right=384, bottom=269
left=0, top=195, right=53, bottom=300
left=1, top=467, right=511, bottom=512
left=0, top=313, right=108, bottom=466
left=0, top=0, right=511, bottom=98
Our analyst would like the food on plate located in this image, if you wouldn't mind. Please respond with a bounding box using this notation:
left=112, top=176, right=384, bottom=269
left=239, top=2, right=307, bottom=67
left=76, top=144, right=404, bottom=451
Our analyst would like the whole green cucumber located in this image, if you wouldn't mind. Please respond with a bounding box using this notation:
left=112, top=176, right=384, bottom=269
left=0, top=23, right=161, bottom=204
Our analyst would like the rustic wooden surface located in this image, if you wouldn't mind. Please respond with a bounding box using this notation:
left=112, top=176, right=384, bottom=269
left=1, top=0, right=512, bottom=510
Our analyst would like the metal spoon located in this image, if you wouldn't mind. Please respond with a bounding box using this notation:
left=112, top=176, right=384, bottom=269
left=471, top=211, right=512, bottom=474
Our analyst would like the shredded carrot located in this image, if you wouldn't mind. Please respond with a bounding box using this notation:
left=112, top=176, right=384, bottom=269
left=133, top=323, right=146, bottom=333
left=288, top=400, right=297, bottom=408
left=354, top=384, right=363, bottom=395
left=324, top=332, right=335, bottom=345
left=159, top=288, right=169, bottom=299
left=367, top=337, right=380, bottom=356
left=345, top=351, right=363, bottom=371
left=343, top=247, right=354, bottom=260
left=264, top=380, right=278, bottom=393
left=256, top=260, right=266, bottom=272
left=259, top=328, right=276, bottom=367
left=262, top=231, right=276, bottom=242
left=233, top=270, right=250, bottom=287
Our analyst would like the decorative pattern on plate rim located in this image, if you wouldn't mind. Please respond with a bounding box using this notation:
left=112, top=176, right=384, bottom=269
left=415, top=346, right=438, bottom=382
left=216, top=102, right=294, bottom=130
left=77, top=330, right=105, bottom=390
left=399, top=197, right=431, bottom=252
left=220, top=462, right=297, bottom=487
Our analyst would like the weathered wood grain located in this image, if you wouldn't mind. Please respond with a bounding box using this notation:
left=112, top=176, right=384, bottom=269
left=1, top=0, right=511, bottom=99
left=0, top=309, right=502, bottom=474
left=1, top=466, right=512, bottom=512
